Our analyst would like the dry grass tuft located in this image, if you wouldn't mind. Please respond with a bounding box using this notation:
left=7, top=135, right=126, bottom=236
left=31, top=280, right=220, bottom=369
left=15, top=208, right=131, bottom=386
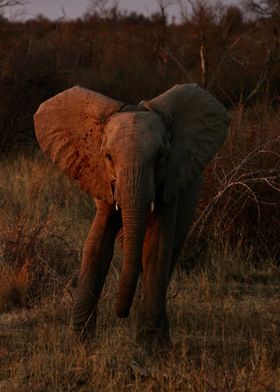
left=185, top=101, right=280, bottom=267
left=0, top=151, right=93, bottom=311
left=1, top=262, right=280, bottom=391
left=0, top=102, right=280, bottom=390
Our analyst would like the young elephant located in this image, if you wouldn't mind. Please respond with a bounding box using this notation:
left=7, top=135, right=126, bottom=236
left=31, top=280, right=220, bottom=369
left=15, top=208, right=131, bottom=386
left=34, top=84, right=229, bottom=347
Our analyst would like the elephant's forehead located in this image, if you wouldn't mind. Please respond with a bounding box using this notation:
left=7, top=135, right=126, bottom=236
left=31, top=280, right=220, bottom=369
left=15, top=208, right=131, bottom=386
left=106, top=111, right=165, bottom=136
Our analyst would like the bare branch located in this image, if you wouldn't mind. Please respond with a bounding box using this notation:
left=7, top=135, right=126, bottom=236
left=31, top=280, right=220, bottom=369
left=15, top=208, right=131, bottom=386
left=0, top=0, right=27, bottom=8
left=86, top=0, right=119, bottom=19
left=208, top=36, right=241, bottom=89
left=166, top=48, right=191, bottom=80
left=243, top=0, right=280, bottom=18
left=245, top=41, right=280, bottom=102
left=188, top=138, right=280, bottom=242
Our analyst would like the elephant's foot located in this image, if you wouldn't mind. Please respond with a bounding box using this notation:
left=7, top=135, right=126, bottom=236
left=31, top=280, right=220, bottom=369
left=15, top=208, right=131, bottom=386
left=71, top=300, right=97, bottom=341
left=136, top=312, right=170, bottom=352
left=136, top=326, right=170, bottom=352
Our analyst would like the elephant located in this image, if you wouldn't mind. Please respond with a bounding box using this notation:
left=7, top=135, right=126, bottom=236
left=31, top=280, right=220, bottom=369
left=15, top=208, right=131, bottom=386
left=34, top=84, right=229, bottom=347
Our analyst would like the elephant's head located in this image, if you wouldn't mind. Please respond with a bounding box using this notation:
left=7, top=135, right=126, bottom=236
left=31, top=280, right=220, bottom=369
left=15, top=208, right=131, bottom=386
left=34, top=84, right=229, bottom=317
left=101, top=109, right=170, bottom=207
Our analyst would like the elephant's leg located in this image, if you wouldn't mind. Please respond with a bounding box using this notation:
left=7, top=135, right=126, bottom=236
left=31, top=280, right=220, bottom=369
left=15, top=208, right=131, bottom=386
left=169, top=176, right=203, bottom=278
left=137, top=200, right=178, bottom=348
left=72, top=201, right=121, bottom=339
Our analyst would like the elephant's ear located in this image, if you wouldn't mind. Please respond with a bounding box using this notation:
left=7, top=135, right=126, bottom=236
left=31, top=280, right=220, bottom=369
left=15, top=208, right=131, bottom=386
left=143, top=84, right=229, bottom=202
left=34, top=86, right=124, bottom=203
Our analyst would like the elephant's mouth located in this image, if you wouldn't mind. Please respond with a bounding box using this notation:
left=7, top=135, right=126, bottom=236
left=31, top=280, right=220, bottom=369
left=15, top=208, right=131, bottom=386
left=114, top=200, right=155, bottom=213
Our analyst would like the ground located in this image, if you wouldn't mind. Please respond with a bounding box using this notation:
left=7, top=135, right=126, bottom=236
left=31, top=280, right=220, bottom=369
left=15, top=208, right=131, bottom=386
left=1, top=259, right=280, bottom=391
left=0, top=151, right=279, bottom=391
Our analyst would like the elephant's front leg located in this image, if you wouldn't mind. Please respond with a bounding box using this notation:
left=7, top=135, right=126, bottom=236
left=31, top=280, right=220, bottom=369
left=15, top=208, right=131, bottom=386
left=137, top=200, right=177, bottom=348
left=72, top=201, right=121, bottom=339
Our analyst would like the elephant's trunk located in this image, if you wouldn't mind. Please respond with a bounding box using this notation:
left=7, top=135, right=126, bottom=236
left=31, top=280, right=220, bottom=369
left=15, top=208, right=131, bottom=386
left=116, top=207, right=146, bottom=317
left=115, top=166, right=151, bottom=318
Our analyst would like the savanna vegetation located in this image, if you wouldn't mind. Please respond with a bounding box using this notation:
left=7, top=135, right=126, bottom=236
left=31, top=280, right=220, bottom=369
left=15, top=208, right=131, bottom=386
left=0, top=0, right=280, bottom=390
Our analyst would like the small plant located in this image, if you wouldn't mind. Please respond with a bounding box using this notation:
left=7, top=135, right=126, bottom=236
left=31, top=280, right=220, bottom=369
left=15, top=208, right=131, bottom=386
left=0, top=152, right=92, bottom=311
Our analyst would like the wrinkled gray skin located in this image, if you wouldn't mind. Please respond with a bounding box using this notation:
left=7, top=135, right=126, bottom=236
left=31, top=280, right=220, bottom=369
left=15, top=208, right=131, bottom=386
left=34, top=84, right=229, bottom=348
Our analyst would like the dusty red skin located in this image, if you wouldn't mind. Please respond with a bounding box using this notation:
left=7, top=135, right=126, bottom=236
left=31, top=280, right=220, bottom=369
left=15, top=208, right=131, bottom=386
left=34, top=84, right=229, bottom=346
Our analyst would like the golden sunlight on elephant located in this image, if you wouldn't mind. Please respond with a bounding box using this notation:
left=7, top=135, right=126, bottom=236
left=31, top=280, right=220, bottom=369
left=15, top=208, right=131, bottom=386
left=34, top=84, right=229, bottom=347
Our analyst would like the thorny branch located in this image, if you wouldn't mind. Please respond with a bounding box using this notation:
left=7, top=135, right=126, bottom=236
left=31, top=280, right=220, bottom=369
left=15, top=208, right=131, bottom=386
left=207, top=36, right=241, bottom=89
left=245, top=29, right=280, bottom=102
left=244, top=0, right=280, bottom=18
left=188, top=138, right=280, bottom=241
left=0, top=0, right=27, bottom=7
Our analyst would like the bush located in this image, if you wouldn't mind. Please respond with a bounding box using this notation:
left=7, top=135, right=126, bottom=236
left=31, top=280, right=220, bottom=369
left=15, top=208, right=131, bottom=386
left=184, top=100, right=280, bottom=266
left=0, top=151, right=94, bottom=310
left=0, top=6, right=279, bottom=151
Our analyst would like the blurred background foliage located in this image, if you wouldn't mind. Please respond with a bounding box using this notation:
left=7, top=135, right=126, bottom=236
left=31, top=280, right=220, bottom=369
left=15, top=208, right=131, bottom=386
left=0, top=0, right=279, bottom=151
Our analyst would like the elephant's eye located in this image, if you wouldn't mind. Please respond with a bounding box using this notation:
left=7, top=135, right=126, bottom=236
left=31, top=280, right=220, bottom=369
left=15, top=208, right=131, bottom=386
left=105, top=153, right=112, bottom=162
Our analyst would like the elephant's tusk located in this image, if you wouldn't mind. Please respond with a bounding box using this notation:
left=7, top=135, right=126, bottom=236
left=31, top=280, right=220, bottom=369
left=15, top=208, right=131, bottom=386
left=150, top=201, right=154, bottom=211
left=116, top=203, right=119, bottom=211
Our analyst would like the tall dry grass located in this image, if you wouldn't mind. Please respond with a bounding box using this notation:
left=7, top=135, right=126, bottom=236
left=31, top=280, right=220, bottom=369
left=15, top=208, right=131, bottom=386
left=0, top=150, right=94, bottom=311
left=0, top=102, right=280, bottom=390
left=1, top=257, right=280, bottom=391
left=185, top=100, right=280, bottom=267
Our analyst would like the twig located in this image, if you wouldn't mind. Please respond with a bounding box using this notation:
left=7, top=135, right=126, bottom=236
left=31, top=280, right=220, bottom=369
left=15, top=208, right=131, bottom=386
left=245, top=44, right=280, bottom=103
left=166, top=49, right=191, bottom=80
left=0, top=0, right=27, bottom=7
left=208, top=36, right=241, bottom=89
left=188, top=138, right=280, bottom=241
